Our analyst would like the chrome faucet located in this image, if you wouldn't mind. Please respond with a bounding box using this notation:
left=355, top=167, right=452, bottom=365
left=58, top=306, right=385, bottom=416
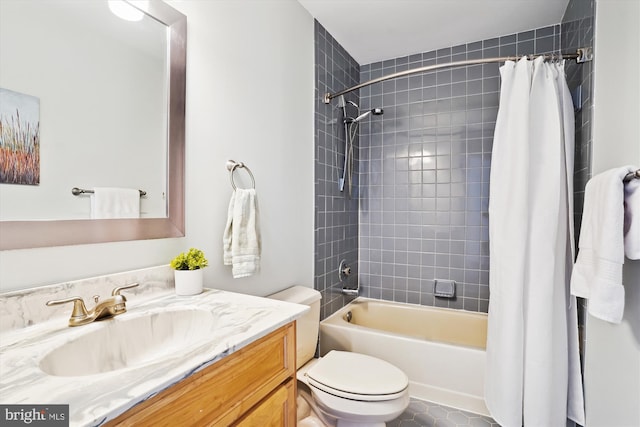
left=46, top=283, right=139, bottom=327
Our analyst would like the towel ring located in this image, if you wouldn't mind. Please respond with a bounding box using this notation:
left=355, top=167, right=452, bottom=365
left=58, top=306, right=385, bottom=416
left=226, top=160, right=256, bottom=190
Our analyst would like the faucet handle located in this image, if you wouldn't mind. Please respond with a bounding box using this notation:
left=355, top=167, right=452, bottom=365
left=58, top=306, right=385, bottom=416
left=46, top=297, right=89, bottom=319
left=111, top=282, right=139, bottom=296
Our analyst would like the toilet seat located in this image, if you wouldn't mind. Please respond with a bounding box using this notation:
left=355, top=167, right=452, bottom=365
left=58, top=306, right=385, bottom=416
left=310, top=384, right=410, bottom=423
left=306, top=351, right=408, bottom=402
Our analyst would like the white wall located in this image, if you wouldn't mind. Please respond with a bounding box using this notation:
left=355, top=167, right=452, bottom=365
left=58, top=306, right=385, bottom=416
left=0, top=0, right=315, bottom=296
left=586, top=0, right=640, bottom=425
left=173, top=0, right=315, bottom=296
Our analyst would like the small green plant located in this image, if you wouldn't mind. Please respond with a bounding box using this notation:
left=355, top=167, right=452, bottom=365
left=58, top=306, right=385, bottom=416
left=170, top=248, right=209, bottom=270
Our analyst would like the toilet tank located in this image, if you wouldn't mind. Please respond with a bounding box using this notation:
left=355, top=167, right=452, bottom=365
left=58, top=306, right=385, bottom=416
left=268, top=286, right=321, bottom=368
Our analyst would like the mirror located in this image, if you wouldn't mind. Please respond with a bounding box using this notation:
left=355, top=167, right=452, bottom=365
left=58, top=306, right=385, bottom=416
left=0, top=0, right=185, bottom=250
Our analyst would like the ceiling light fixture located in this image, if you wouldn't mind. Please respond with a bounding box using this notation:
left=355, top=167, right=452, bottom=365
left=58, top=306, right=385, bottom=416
left=108, top=0, right=147, bottom=22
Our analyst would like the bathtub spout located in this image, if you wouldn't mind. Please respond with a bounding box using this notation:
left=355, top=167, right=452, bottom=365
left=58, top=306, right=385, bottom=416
left=341, top=287, right=359, bottom=297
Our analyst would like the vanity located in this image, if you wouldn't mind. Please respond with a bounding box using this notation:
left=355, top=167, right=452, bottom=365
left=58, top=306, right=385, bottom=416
left=106, top=322, right=296, bottom=426
left=0, top=268, right=307, bottom=426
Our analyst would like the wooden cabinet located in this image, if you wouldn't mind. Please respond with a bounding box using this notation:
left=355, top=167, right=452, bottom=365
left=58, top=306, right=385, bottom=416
left=105, top=322, right=296, bottom=427
left=235, top=380, right=296, bottom=426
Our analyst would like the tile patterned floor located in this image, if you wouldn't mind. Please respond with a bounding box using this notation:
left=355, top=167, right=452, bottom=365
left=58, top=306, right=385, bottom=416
left=388, top=398, right=500, bottom=427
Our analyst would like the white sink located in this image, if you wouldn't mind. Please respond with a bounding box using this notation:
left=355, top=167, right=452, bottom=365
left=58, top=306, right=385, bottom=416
left=39, top=308, right=218, bottom=377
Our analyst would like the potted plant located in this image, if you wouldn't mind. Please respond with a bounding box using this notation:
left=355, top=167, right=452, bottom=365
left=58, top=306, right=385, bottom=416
left=170, top=248, right=208, bottom=295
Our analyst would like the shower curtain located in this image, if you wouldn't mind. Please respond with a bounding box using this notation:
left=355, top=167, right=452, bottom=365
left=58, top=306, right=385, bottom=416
left=485, top=56, right=585, bottom=426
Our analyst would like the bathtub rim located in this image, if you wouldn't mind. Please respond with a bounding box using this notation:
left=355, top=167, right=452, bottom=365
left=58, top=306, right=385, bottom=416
left=322, top=297, right=488, bottom=350
left=324, top=297, right=489, bottom=321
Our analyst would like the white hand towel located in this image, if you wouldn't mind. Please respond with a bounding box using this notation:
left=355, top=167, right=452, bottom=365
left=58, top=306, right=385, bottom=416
left=223, top=188, right=261, bottom=278
left=624, top=177, right=640, bottom=259
left=571, top=166, right=637, bottom=323
left=91, top=187, right=140, bottom=219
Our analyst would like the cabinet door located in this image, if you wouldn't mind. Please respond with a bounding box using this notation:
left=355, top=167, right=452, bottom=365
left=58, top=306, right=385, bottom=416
left=234, top=380, right=296, bottom=427
left=104, top=322, right=296, bottom=427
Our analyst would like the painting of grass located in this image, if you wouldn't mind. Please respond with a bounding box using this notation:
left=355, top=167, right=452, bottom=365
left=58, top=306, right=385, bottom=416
left=0, top=88, right=40, bottom=185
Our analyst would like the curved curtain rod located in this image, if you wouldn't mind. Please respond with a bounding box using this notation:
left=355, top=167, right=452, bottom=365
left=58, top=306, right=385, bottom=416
left=323, top=47, right=593, bottom=104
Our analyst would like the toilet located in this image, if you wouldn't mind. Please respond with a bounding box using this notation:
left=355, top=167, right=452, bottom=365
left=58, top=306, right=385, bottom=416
left=268, top=286, right=410, bottom=427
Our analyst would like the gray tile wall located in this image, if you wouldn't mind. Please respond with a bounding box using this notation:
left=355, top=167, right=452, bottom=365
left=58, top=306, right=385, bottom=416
left=562, top=0, right=595, bottom=377
left=357, top=27, right=561, bottom=313
left=563, top=0, right=594, bottom=247
left=314, top=21, right=361, bottom=319
left=315, top=15, right=594, bottom=319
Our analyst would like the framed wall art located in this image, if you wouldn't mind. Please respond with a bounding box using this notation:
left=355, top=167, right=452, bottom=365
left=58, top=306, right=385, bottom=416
left=0, top=87, right=40, bottom=185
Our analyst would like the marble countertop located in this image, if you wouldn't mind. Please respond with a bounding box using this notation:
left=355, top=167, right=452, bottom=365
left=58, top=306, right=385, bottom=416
left=0, top=288, right=308, bottom=426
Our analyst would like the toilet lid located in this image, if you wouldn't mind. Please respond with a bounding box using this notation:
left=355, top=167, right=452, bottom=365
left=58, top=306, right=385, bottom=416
left=306, top=351, right=408, bottom=401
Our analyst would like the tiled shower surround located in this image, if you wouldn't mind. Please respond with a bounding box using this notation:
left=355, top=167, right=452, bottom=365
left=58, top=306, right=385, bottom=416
left=562, top=0, right=595, bottom=371
left=314, top=21, right=361, bottom=319
left=315, top=12, right=591, bottom=320
left=357, top=27, right=560, bottom=313
left=564, top=0, right=594, bottom=237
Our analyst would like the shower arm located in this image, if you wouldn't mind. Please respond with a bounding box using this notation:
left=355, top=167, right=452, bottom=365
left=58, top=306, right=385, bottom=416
left=323, top=47, right=593, bottom=104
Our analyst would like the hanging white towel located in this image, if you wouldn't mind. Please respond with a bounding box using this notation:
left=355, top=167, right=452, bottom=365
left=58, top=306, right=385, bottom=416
left=223, top=188, right=261, bottom=278
left=624, top=176, right=640, bottom=259
left=571, top=165, right=638, bottom=323
left=91, top=187, right=140, bottom=219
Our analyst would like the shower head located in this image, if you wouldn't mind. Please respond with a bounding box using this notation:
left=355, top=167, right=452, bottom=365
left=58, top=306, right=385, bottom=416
left=352, top=107, right=384, bottom=123
left=337, top=96, right=359, bottom=110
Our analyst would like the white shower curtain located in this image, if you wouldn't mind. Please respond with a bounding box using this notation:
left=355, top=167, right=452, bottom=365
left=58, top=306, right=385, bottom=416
left=485, top=56, right=585, bottom=427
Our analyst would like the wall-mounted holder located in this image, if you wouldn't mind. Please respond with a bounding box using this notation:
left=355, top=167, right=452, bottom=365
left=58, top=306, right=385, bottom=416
left=434, top=279, right=456, bottom=298
left=226, top=160, right=256, bottom=190
left=575, top=47, right=593, bottom=63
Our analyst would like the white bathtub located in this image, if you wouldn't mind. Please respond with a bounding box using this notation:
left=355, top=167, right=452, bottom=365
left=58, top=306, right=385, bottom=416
left=319, top=298, right=489, bottom=416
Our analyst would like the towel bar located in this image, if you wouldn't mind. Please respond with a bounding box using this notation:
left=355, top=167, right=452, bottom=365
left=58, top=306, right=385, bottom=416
left=226, top=160, right=256, bottom=190
left=71, top=187, right=146, bottom=196
left=623, top=169, right=640, bottom=182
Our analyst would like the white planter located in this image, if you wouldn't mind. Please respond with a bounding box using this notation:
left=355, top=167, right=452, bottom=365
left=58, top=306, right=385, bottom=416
left=174, top=269, right=204, bottom=296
